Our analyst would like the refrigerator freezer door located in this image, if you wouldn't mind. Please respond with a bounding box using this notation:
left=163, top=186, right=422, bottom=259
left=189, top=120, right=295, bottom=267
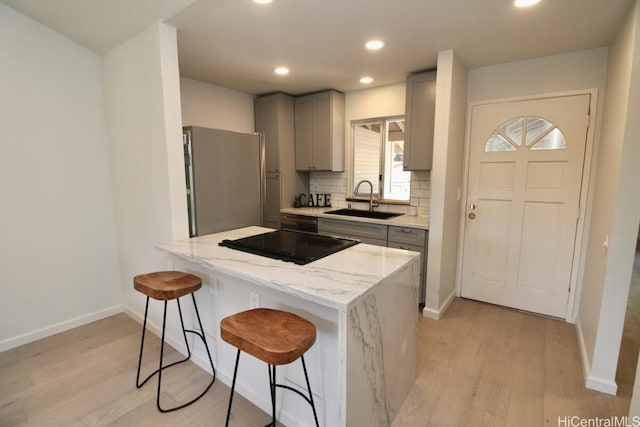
left=187, top=126, right=264, bottom=236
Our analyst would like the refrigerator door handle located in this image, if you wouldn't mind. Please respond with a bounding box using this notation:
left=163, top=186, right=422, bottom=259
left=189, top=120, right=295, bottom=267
left=258, top=132, right=266, bottom=227
left=183, top=129, right=197, bottom=237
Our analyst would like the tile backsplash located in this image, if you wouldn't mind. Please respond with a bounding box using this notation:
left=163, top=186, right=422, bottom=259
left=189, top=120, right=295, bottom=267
left=309, top=170, right=431, bottom=220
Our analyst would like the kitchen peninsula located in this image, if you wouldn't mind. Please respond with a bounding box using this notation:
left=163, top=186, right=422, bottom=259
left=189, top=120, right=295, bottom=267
left=157, top=226, right=419, bottom=427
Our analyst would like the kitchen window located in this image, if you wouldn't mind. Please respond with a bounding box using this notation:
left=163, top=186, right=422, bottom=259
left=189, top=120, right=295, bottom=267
left=351, top=116, right=410, bottom=202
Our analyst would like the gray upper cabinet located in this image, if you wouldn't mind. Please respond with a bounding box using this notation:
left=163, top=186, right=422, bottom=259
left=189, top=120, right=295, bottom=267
left=255, top=93, right=308, bottom=228
left=404, top=71, right=436, bottom=170
left=255, top=94, right=281, bottom=173
left=294, top=90, right=345, bottom=172
left=294, top=95, right=313, bottom=171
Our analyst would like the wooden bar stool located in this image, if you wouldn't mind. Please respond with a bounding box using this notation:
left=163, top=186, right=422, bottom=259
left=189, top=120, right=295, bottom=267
left=133, top=271, right=216, bottom=413
left=220, top=308, right=320, bottom=427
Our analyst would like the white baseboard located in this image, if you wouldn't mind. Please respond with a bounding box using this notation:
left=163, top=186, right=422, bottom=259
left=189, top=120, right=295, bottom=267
left=586, top=375, right=618, bottom=395
left=0, top=305, right=123, bottom=353
left=422, top=290, right=455, bottom=320
left=576, top=318, right=592, bottom=386
left=575, top=318, right=618, bottom=396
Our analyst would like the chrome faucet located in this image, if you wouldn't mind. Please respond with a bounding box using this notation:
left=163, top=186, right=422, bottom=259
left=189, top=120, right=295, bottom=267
left=353, top=180, right=378, bottom=212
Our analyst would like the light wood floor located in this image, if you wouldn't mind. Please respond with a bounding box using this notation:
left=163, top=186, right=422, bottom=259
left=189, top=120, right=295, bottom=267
left=393, top=298, right=631, bottom=427
left=0, top=313, right=273, bottom=426
left=0, top=298, right=631, bottom=427
left=617, top=245, right=640, bottom=390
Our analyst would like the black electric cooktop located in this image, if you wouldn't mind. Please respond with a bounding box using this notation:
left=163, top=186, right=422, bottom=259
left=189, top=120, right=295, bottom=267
left=219, top=230, right=359, bottom=265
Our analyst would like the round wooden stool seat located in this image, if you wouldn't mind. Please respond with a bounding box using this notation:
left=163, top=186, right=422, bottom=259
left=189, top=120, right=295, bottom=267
left=220, top=308, right=316, bottom=366
left=133, top=271, right=202, bottom=301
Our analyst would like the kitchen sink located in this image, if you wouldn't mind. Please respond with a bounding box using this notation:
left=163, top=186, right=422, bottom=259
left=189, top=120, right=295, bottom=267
left=325, top=208, right=403, bottom=220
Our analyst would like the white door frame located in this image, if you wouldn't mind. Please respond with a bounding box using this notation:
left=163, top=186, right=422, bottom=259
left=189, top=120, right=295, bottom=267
left=455, top=89, right=599, bottom=322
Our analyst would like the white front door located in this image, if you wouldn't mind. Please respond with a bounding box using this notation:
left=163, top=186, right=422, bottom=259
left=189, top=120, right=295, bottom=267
left=461, top=94, right=590, bottom=318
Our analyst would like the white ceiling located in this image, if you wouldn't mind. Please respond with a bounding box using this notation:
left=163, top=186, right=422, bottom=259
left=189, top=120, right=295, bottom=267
left=2, top=0, right=632, bottom=95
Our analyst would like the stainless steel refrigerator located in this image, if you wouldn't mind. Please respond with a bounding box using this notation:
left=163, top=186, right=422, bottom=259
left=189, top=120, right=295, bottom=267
left=183, top=126, right=264, bottom=237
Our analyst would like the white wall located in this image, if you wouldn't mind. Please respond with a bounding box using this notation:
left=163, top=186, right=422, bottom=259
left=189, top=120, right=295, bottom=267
left=578, top=0, right=640, bottom=395
left=425, top=50, right=468, bottom=318
left=345, top=83, right=406, bottom=120
left=180, top=77, right=255, bottom=132
left=103, top=22, right=188, bottom=333
left=467, top=48, right=609, bottom=104
left=0, top=4, right=122, bottom=350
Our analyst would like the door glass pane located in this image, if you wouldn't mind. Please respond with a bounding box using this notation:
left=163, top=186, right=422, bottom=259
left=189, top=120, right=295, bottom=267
left=485, top=132, right=517, bottom=152
left=530, top=128, right=567, bottom=150
left=498, top=117, right=524, bottom=146
left=353, top=123, right=381, bottom=195
left=384, top=119, right=410, bottom=201
left=525, top=116, right=553, bottom=146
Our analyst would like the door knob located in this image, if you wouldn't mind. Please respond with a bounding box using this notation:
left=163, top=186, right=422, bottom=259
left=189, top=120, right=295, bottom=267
left=468, top=212, right=476, bottom=219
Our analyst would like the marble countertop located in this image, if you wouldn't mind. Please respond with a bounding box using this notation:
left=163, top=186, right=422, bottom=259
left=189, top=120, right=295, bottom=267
left=156, top=226, right=420, bottom=312
left=281, top=207, right=429, bottom=230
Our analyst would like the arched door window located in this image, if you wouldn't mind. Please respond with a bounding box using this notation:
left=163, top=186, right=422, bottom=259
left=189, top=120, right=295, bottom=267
left=484, top=116, right=567, bottom=152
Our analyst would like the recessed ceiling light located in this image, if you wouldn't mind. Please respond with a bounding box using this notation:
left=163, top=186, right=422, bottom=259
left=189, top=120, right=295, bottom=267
left=365, top=40, right=385, bottom=50
left=253, top=0, right=273, bottom=4
left=360, top=76, right=373, bottom=84
left=274, top=66, right=289, bottom=75
left=514, top=0, right=541, bottom=7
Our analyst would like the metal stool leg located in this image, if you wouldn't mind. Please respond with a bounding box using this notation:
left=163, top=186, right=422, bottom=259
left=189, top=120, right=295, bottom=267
left=176, top=298, right=192, bottom=358
left=225, top=349, right=242, bottom=427
left=135, top=296, right=151, bottom=388
left=158, top=295, right=216, bottom=412
left=266, top=365, right=277, bottom=427
left=136, top=298, right=190, bottom=390
left=191, top=293, right=216, bottom=379
left=301, top=355, right=320, bottom=427
left=156, top=300, right=169, bottom=412
left=136, top=294, right=216, bottom=413
left=264, top=356, right=320, bottom=427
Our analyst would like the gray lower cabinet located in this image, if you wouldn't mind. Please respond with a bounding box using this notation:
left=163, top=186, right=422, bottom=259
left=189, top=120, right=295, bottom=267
left=318, top=219, right=428, bottom=305
left=318, top=218, right=387, bottom=246
left=388, top=226, right=428, bottom=305
left=388, top=226, right=426, bottom=247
